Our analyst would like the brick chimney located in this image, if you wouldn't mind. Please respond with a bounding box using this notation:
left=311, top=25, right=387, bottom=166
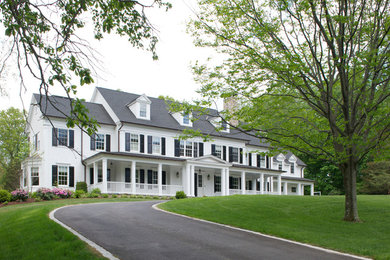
left=223, top=96, right=239, bottom=127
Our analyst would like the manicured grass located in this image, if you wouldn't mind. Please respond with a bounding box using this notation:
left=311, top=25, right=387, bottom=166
left=0, top=198, right=153, bottom=259
left=159, top=195, right=390, bottom=259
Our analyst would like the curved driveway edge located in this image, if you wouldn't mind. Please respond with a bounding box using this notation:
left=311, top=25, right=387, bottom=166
left=49, top=205, right=119, bottom=260
left=153, top=202, right=370, bottom=260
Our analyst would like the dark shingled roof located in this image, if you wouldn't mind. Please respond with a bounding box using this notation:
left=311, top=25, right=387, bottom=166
left=33, top=94, right=115, bottom=126
left=96, top=87, right=269, bottom=147
left=273, top=151, right=306, bottom=167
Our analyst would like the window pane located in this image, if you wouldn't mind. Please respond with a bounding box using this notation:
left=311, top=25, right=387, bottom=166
left=290, top=164, right=294, bottom=173
left=198, top=175, right=202, bottom=187
left=185, top=141, right=193, bottom=157
left=260, top=155, right=266, bottom=168
left=130, top=134, right=139, bottom=152
left=152, top=171, right=158, bottom=184
left=58, top=166, right=68, bottom=186
left=152, top=137, right=160, bottom=154
left=180, top=141, right=185, bottom=156
left=232, top=147, right=239, bottom=162
left=95, top=134, right=105, bottom=150
left=278, top=163, right=283, bottom=170
left=58, top=129, right=68, bottom=146
left=215, top=176, right=221, bottom=192
left=140, top=103, right=147, bottom=117
left=31, top=167, right=39, bottom=186
left=183, top=114, right=189, bottom=124
left=215, top=145, right=222, bottom=159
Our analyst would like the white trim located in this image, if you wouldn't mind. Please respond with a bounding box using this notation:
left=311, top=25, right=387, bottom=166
left=49, top=205, right=119, bottom=260
left=153, top=203, right=370, bottom=260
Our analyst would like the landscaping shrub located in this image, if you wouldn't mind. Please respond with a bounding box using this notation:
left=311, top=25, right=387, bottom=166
left=36, top=188, right=55, bottom=200
left=76, top=182, right=88, bottom=193
left=11, top=189, right=29, bottom=201
left=87, top=192, right=99, bottom=198
left=91, top=188, right=101, bottom=195
left=102, top=193, right=109, bottom=198
left=175, top=191, right=187, bottom=199
left=72, top=190, right=85, bottom=198
left=52, top=188, right=72, bottom=199
left=112, top=194, right=117, bottom=198
left=0, top=189, right=11, bottom=203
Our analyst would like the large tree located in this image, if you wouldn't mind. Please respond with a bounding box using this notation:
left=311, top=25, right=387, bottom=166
left=0, top=0, right=170, bottom=134
left=0, top=107, right=29, bottom=191
left=189, top=0, right=390, bottom=221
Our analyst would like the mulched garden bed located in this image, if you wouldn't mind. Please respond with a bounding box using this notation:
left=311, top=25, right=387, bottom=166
left=0, top=198, right=37, bottom=208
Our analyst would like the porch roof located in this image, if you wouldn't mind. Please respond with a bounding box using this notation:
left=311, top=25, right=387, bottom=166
left=281, top=176, right=315, bottom=183
left=83, top=152, right=186, bottom=164
left=231, top=164, right=284, bottom=173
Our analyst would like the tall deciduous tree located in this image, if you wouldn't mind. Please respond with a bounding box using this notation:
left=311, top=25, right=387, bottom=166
left=189, top=0, right=390, bottom=221
left=0, top=108, right=29, bottom=191
left=0, top=0, right=170, bottom=134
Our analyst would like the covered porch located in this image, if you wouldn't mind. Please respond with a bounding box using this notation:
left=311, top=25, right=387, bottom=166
left=84, top=152, right=186, bottom=196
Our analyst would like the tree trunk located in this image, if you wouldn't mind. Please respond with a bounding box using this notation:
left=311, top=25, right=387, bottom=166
left=340, top=157, right=360, bottom=222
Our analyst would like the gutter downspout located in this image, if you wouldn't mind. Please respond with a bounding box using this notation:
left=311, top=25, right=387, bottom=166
left=118, top=122, right=124, bottom=152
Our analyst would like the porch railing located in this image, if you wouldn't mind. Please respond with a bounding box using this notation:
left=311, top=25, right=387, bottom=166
left=104, top=182, right=182, bottom=196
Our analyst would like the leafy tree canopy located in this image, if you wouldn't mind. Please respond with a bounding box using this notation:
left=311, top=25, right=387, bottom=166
left=0, top=0, right=171, bottom=134
left=0, top=107, right=29, bottom=191
left=186, top=0, right=390, bottom=221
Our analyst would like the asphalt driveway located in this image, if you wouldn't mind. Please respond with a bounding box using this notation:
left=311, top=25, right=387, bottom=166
left=54, top=201, right=361, bottom=260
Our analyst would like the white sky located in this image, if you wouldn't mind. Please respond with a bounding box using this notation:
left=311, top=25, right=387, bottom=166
left=0, top=0, right=217, bottom=111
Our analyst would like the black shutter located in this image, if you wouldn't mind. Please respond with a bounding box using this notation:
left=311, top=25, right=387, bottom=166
left=174, top=139, right=180, bottom=157
left=257, top=181, right=260, bottom=191
left=52, top=165, right=58, bottom=186
left=248, top=180, right=252, bottom=190
left=90, top=168, right=94, bottom=184
left=69, top=166, right=74, bottom=187
left=249, top=153, right=252, bottom=166
left=239, top=148, right=243, bottom=164
left=52, top=128, right=58, bottom=146
left=162, top=171, right=166, bottom=185
left=140, top=169, right=145, bottom=183
left=228, top=147, right=233, bottom=162
left=223, top=146, right=227, bottom=160
left=266, top=155, right=269, bottom=168
left=90, top=134, right=96, bottom=150
left=257, top=154, right=261, bottom=168
left=214, top=175, right=217, bottom=193
left=229, top=176, right=233, bottom=189
left=194, top=142, right=198, bottom=158
left=68, top=130, right=74, bottom=148
left=147, top=136, right=152, bottom=154
left=147, top=170, right=153, bottom=184
left=125, top=133, right=130, bottom=151
left=239, top=177, right=242, bottom=189
left=161, top=137, right=166, bottom=155
left=140, top=134, right=145, bottom=153
left=199, top=142, right=204, bottom=157
left=106, top=134, right=111, bottom=152
left=211, top=144, right=216, bottom=156
left=125, top=168, right=131, bottom=183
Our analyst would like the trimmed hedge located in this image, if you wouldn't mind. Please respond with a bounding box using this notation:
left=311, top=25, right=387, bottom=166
left=76, top=182, right=88, bottom=193
left=0, top=189, right=11, bottom=203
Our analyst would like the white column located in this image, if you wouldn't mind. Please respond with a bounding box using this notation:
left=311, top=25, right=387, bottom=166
left=252, top=178, right=256, bottom=191
left=225, top=168, right=230, bottom=195
left=277, top=175, right=282, bottom=195
left=181, top=166, right=186, bottom=193
left=190, top=165, right=195, bottom=197
left=185, top=164, right=190, bottom=195
left=297, top=183, right=302, bottom=195
left=131, top=161, right=136, bottom=194
left=270, top=176, right=274, bottom=193
left=102, top=159, right=107, bottom=193
left=93, top=162, right=98, bottom=185
left=27, top=167, right=31, bottom=189
left=302, top=184, right=305, bottom=196
left=284, top=182, right=288, bottom=195
left=221, top=168, right=226, bottom=196
left=310, top=183, right=314, bottom=196
left=241, top=171, right=246, bottom=194
left=260, top=173, right=264, bottom=194
left=158, top=163, right=162, bottom=196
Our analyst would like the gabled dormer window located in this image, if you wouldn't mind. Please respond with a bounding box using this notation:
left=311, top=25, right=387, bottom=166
left=290, top=164, right=295, bottom=174
left=183, top=113, right=190, bottom=125
left=128, top=94, right=152, bottom=120
left=171, top=112, right=193, bottom=127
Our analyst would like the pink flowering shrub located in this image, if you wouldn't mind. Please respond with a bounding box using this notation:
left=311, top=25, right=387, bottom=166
left=11, top=189, right=29, bottom=201
left=52, top=188, right=72, bottom=198
left=36, top=188, right=72, bottom=200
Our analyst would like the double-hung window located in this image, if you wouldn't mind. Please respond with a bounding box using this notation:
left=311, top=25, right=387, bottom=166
left=31, top=167, right=39, bottom=186
left=152, top=171, right=158, bottom=184
left=95, top=134, right=105, bottom=150
left=58, top=129, right=68, bottom=146
left=58, top=166, right=68, bottom=186
left=215, top=145, right=222, bottom=159
left=290, top=164, right=295, bottom=174
left=259, top=155, right=266, bottom=168
left=152, top=137, right=160, bottom=154
left=33, top=133, right=39, bottom=151
left=183, top=114, right=190, bottom=125
left=231, top=177, right=239, bottom=189
left=180, top=141, right=193, bottom=157
left=231, top=147, right=239, bottom=163
left=214, top=176, right=221, bottom=192
left=130, top=134, right=139, bottom=152
left=278, top=163, right=283, bottom=171
left=140, top=103, right=147, bottom=118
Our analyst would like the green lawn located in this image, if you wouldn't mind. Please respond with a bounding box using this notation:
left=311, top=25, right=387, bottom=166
left=159, top=195, right=390, bottom=260
left=0, top=198, right=153, bottom=260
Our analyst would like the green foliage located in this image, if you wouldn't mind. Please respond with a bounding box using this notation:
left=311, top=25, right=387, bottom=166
left=72, top=190, right=86, bottom=198
left=0, top=189, right=11, bottom=203
left=87, top=192, right=99, bottom=198
left=91, top=188, right=101, bottom=195
left=359, top=161, right=390, bottom=194
left=76, top=182, right=88, bottom=193
left=0, top=108, right=29, bottom=191
left=175, top=191, right=187, bottom=199
left=102, top=193, right=109, bottom=198
left=112, top=194, right=117, bottom=198
left=0, top=1, right=171, bottom=134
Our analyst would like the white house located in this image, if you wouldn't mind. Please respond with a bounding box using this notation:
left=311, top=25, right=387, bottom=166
left=21, top=87, right=314, bottom=197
